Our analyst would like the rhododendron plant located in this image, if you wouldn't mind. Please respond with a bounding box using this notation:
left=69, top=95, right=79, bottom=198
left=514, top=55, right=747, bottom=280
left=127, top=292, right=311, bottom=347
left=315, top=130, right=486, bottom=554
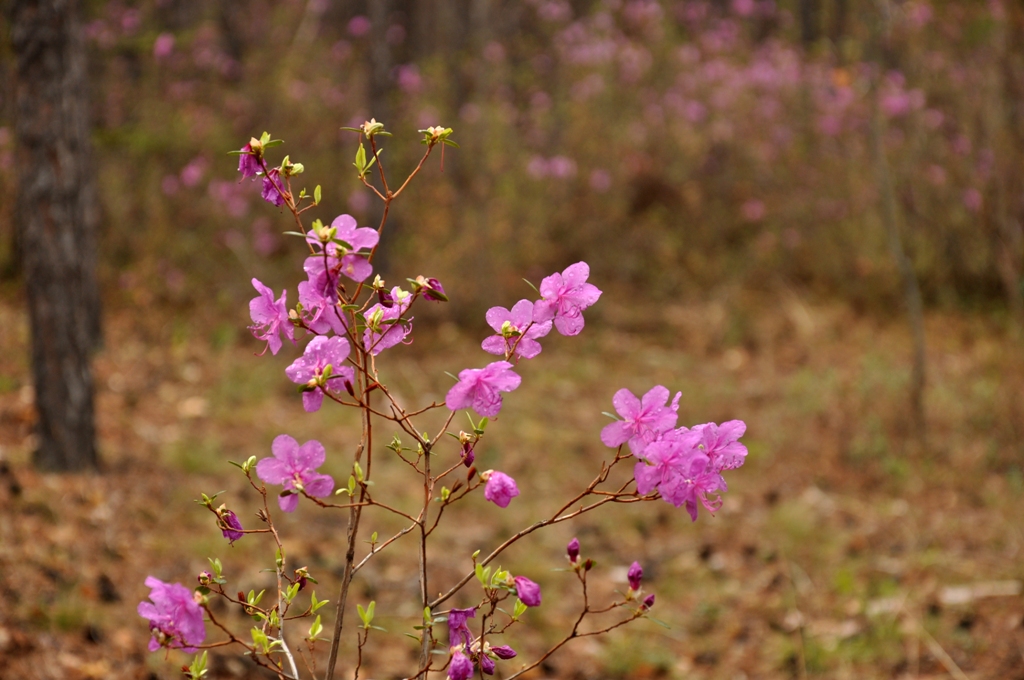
left=146, top=122, right=747, bottom=680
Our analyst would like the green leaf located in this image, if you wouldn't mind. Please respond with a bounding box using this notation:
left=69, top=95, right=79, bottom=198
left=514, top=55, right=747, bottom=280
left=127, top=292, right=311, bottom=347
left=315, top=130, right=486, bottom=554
left=647, top=616, right=672, bottom=629
left=522, top=278, right=540, bottom=294
left=354, top=144, right=367, bottom=173
left=308, top=615, right=323, bottom=639
left=442, top=139, right=461, bottom=148
left=281, top=230, right=307, bottom=238
left=314, top=184, right=322, bottom=205
left=601, top=411, right=621, bottom=421
left=263, top=139, right=285, bottom=149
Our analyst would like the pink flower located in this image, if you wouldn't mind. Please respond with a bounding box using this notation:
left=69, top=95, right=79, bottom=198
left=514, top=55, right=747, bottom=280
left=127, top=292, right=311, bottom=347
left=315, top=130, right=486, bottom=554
left=220, top=509, right=244, bottom=545
left=600, top=386, right=681, bottom=455
left=256, top=435, right=335, bottom=512
left=448, top=606, right=476, bottom=647
left=633, top=423, right=741, bottom=521
left=138, top=577, right=206, bottom=652
left=285, top=336, right=355, bottom=412
left=481, top=300, right=552, bottom=359
left=237, top=143, right=260, bottom=179
left=311, top=214, right=379, bottom=283
left=532, top=262, right=602, bottom=336
left=297, top=276, right=347, bottom=336
left=483, top=470, right=520, bottom=508
left=446, top=361, right=521, bottom=417
left=513, top=575, right=542, bottom=607
left=695, top=420, right=748, bottom=472
left=248, top=279, right=294, bottom=355
left=448, top=650, right=474, bottom=680
left=261, top=168, right=285, bottom=207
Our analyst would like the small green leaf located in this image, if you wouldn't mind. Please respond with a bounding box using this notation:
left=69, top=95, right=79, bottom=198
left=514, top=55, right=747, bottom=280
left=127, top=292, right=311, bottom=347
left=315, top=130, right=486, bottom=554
left=308, top=615, right=323, bottom=639
left=314, top=184, right=322, bottom=205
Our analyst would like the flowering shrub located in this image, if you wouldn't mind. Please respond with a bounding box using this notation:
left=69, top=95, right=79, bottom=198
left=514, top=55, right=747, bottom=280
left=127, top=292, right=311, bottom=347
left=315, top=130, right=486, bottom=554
left=142, top=124, right=747, bottom=679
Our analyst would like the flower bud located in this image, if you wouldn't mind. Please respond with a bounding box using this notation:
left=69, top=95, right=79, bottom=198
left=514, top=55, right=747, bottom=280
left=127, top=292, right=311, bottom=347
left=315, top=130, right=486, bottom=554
left=642, top=593, right=656, bottom=610
left=461, top=442, right=475, bottom=467
left=627, top=561, right=643, bottom=593
left=197, top=571, right=212, bottom=586
left=377, top=287, right=395, bottom=309
left=512, top=575, right=542, bottom=607
left=566, top=537, right=580, bottom=564
left=490, top=645, right=517, bottom=660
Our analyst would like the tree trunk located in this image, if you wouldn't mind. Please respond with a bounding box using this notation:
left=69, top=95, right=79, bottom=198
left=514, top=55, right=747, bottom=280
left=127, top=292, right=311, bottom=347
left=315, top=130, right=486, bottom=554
left=10, top=0, right=101, bottom=471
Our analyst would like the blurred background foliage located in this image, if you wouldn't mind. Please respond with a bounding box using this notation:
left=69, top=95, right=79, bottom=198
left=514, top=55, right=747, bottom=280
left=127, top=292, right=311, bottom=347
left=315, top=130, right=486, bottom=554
left=2, top=0, right=1022, bottom=328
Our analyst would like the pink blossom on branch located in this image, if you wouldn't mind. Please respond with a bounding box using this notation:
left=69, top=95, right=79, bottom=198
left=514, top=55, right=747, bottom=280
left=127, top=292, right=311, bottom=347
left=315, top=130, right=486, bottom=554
left=532, top=261, right=602, bottom=336
left=446, top=361, right=521, bottom=417
left=481, top=299, right=552, bottom=359
left=482, top=470, right=520, bottom=508
left=600, top=385, right=681, bottom=454
left=256, top=435, right=335, bottom=512
left=248, top=278, right=294, bottom=355
left=285, top=335, right=355, bottom=412
left=137, top=577, right=206, bottom=652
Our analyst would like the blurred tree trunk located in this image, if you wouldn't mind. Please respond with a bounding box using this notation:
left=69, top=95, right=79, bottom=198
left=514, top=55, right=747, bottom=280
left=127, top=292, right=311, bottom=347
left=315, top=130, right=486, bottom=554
left=871, top=0, right=926, bottom=442
left=799, top=0, right=822, bottom=46
left=10, top=0, right=101, bottom=471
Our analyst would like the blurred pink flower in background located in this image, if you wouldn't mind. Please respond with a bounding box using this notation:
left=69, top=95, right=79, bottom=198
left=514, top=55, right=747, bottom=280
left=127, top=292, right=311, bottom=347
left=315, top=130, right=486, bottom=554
left=251, top=217, right=279, bottom=258
left=208, top=180, right=250, bottom=218
left=731, top=0, right=756, bottom=17
left=179, top=157, right=207, bottom=188
left=347, top=15, right=371, bottom=37
left=589, top=169, right=612, bottom=193
left=527, top=156, right=548, bottom=180
left=153, top=32, right=175, bottom=59
left=538, top=0, right=572, bottom=22
left=348, top=190, right=371, bottom=214
left=548, top=156, right=577, bottom=179
left=963, top=188, right=983, bottom=213
left=395, top=64, right=422, bottom=94
left=741, top=199, right=766, bottom=222
left=905, top=1, right=934, bottom=28
left=121, top=9, right=141, bottom=34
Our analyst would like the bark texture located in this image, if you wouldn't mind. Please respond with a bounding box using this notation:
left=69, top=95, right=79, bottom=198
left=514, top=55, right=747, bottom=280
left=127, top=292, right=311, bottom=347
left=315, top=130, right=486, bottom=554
left=11, top=0, right=101, bottom=471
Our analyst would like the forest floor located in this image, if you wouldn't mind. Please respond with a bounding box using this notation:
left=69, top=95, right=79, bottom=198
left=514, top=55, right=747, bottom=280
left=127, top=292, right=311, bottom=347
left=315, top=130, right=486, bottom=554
left=0, top=292, right=1022, bottom=680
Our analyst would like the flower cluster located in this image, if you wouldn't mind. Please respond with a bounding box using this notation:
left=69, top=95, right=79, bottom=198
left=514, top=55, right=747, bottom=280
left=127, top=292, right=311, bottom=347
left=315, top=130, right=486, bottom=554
left=143, top=130, right=747, bottom=680
left=602, top=386, right=748, bottom=521
left=448, top=261, right=601, bottom=417
left=445, top=606, right=520, bottom=680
